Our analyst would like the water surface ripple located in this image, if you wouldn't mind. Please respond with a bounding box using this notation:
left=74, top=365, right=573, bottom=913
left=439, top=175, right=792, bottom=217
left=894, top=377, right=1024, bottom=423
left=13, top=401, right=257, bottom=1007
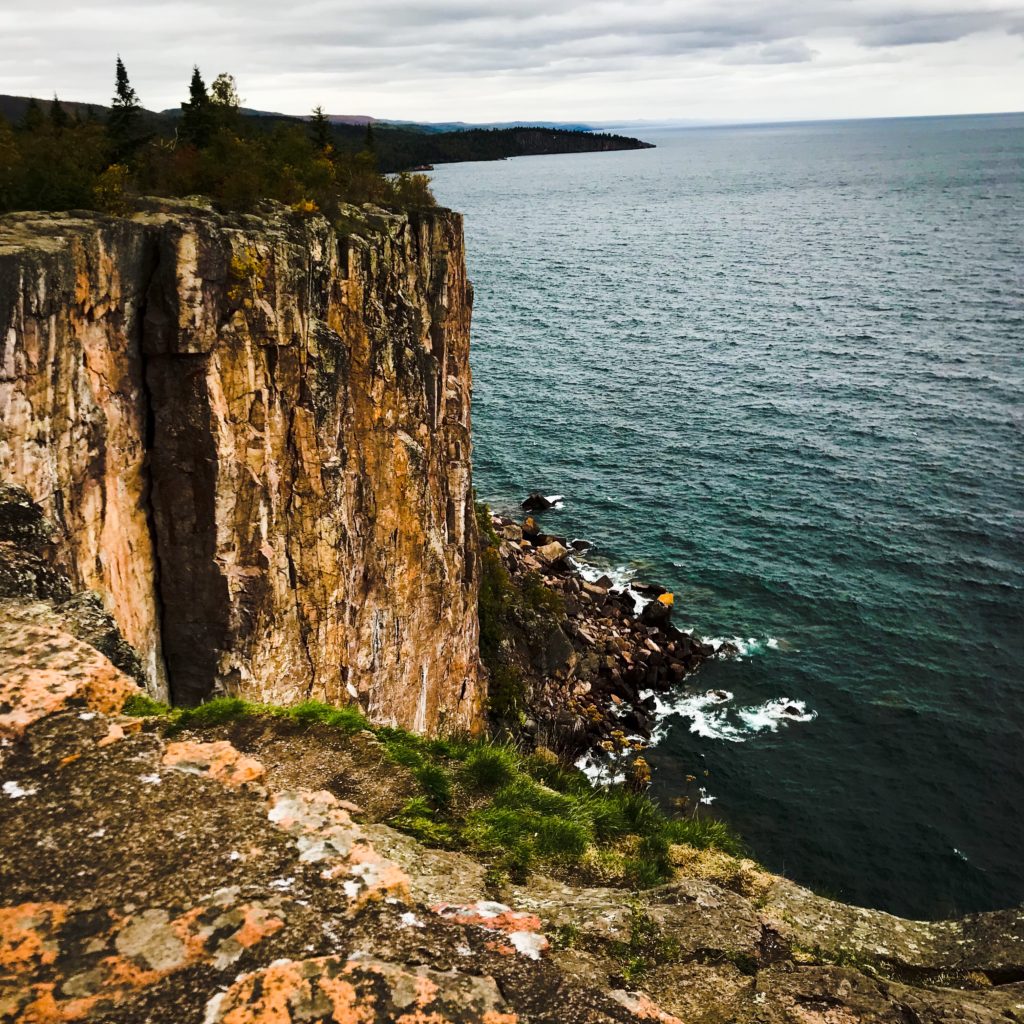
left=430, top=114, right=1024, bottom=919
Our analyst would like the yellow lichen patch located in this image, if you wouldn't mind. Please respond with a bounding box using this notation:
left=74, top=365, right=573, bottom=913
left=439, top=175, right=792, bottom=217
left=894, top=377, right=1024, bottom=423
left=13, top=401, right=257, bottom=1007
left=162, top=740, right=266, bottom=789
left=0, top=620, right=139, bottom=741
left=668, top=844, right=774, bottom=903
left=227, top=246, right=268, bottom=309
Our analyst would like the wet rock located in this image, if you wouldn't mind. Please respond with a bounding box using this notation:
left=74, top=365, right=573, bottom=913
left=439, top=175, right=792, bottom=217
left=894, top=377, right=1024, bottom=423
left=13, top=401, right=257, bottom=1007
left=522, top=492, right=556, bottom=511
left=641, top=600, right=672, bottom=628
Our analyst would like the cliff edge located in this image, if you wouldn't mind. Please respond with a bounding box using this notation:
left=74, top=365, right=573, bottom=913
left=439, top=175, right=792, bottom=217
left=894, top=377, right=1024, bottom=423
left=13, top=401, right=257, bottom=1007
left=0, top=200, right=480, bottom=732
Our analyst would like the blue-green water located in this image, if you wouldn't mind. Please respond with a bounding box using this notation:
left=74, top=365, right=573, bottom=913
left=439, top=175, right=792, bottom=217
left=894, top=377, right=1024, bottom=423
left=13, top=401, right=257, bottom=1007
left=429, top=114, right=1024, bottom=920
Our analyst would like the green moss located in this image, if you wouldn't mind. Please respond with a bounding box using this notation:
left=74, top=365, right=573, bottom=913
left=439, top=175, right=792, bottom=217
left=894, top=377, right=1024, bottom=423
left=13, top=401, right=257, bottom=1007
left=550, top=923, right=580, bottom=951
left=664, top=817, right=747, bottom=858
left=390, top=797, right=457, bottom=846
left=474, top=501, right=568, bottom=721
left=474, top=499, right=501, bottom=547
left=288, top=699, right=370, bottom=732
left=462, top=743, right=519, bottom=790
left=122, top=694, right=171, bottom=717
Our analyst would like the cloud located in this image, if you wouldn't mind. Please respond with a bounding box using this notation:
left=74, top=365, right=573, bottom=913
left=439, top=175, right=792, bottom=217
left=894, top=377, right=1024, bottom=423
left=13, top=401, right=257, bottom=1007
left=0, top=0, right=1021, bottom=120
left=721, top=39, right=819, bottom=64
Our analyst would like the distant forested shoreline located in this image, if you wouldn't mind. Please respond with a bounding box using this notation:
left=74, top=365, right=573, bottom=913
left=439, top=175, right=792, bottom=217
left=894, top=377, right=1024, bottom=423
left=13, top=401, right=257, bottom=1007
left=0, top=67, right=652, bottom=219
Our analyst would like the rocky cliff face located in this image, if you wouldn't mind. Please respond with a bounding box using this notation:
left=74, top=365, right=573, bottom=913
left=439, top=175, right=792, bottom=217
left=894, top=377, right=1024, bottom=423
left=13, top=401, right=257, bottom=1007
left=0, top=199, right=481, bottom=732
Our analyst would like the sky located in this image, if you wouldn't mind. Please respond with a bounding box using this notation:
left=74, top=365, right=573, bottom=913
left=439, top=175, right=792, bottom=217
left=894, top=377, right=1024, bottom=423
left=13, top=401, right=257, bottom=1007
left=1, top=0, right=1022, bottom=124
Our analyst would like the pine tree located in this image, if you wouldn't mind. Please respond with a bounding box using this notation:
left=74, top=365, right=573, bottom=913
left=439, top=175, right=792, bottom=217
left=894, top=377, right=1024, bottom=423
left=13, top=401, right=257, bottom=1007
left=20, top=98, right=44, bottom=132
left=364, top=120, right=376, bottom=153
left=108, top=56, right=142, bottom=157
left=310, top=106, right=331, bottom=151
left=49, top=94, right=69, bottom=132
left=179, top=66, right=213, bottom=147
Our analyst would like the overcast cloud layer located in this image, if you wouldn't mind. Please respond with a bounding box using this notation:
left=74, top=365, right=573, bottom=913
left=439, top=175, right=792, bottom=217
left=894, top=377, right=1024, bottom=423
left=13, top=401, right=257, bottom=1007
left=2, top=0, right=1022, bottom=122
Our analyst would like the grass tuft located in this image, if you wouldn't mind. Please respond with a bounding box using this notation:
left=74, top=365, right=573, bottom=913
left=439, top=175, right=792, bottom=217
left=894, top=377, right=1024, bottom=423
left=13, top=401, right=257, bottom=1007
left=463, top=743, right=519, bottom=790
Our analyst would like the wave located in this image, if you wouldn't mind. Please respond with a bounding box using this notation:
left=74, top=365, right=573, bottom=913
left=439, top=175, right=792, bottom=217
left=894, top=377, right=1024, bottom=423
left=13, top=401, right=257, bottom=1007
left=642, top=688, right=817, bottom=744
left=703, top=635, right=786, bottom=657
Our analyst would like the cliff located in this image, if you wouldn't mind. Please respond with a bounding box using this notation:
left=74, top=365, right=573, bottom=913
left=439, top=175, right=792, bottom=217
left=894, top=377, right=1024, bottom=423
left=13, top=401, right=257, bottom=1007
left=0, top=199, right=481, bottom=732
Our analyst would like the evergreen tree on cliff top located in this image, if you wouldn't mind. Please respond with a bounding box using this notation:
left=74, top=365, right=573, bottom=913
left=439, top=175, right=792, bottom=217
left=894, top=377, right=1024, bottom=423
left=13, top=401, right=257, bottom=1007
left=179, top=66, right=214, bottom=147
left=49, top=94, right=68, bottom=133
left=20, top=98, right=44, bottom=132
left=310, top=105, right=331, bottom=152
left=108, top=57, right=142, bottom=157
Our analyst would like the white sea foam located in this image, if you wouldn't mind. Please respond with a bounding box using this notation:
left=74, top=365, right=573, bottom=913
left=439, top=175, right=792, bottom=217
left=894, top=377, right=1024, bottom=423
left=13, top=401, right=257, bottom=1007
left=568, top=556, right=650, bottom=611
left=574, top=754, right=626, bottom=786
left=703, top=635, right=783, bottom=658
left=543, top=494, right=565, bottom=508
left=641, top=688, right=816, bottom=744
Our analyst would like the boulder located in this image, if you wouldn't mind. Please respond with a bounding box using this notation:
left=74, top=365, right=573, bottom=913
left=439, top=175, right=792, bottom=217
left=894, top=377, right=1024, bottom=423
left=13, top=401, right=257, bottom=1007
left=521, top=492, right=555, bottom=511
left=641, top=599, right=672, bottom=628
left=535, top=541, right=569, bottom=566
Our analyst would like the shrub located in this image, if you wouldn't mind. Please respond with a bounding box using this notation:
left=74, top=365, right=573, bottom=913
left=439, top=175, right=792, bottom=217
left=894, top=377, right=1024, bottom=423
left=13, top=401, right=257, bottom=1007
left=92, top=163, right=132, bottom=216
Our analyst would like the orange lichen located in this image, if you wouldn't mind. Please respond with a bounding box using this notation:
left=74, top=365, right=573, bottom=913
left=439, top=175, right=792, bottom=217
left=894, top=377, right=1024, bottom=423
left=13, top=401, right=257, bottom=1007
left=612, top=990, right=684, bottom=1024
left=317, top=975, right=376, bottom=1024
left=96, top=722, right=125, bottom=747
left=432, top=903, right=542, bottom=935
left=162, top=740, right=266, bottom=789
left=413, top=974, right=439, bottom=1007
left=0, top=621, right=138, bottom=741
left=219, top=961, right=311, bottom=1024
left=0, top=903, right=68, bottom=971
left=233, top=907, right=284, bottom=949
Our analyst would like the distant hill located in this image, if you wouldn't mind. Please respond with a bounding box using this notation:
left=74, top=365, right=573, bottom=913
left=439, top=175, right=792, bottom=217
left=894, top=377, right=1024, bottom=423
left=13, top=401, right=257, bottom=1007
left=1, top=93, right=654, bottom=172
left=0, top=94, right=108, bottom=124
left=157, top=104, right=599, bottom=133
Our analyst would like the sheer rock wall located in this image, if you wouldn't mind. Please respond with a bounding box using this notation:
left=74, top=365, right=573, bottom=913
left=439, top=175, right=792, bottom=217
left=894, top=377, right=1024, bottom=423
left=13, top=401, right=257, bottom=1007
left=0, top=200, right=481, bottom=733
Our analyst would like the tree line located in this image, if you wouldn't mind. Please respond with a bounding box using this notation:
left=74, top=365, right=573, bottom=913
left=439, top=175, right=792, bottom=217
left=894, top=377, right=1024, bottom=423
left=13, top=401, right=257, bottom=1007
left=0, top=58, right=436, bottom=218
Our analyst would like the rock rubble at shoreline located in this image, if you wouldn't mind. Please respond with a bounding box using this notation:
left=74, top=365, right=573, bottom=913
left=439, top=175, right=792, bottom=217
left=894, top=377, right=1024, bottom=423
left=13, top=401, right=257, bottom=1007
left=487, top=507, right=733, bottom=771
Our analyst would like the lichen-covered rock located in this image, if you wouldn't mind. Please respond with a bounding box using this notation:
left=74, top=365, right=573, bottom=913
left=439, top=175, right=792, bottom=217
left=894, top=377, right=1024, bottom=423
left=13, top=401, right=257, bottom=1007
left=0, top=200, right=481, bottom=731
left=0, top=612, right=138, bottom=743
left=204, top=954, right=520, bottom=1024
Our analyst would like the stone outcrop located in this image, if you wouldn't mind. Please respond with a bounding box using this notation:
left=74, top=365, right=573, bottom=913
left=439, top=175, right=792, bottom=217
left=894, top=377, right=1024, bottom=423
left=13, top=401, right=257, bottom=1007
left=0, top=200, right=480, bottom=731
